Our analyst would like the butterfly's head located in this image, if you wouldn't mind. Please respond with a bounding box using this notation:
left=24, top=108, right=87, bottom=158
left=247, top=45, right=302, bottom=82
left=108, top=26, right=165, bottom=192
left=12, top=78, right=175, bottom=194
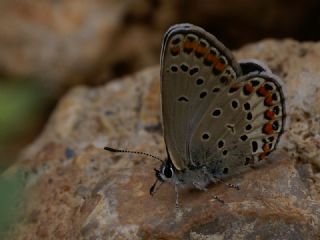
left=150, top=158, right=175, bottom=195
left=156, top=158, right=175, bottom=182
left=103, top=146, right=176, bottom=196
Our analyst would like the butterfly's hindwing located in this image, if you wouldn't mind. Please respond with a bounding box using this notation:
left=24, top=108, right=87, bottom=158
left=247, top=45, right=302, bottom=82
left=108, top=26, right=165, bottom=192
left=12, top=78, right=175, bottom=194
left=190, top=72, right=286, bottom=176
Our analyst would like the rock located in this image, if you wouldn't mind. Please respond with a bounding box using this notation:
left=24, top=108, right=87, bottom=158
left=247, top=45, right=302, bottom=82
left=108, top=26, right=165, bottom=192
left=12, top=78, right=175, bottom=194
left=4, top=39, right=320, bottom=239
left=0, top=0, right=319, bottom=91
left=0, top=0, right=128, bottom=92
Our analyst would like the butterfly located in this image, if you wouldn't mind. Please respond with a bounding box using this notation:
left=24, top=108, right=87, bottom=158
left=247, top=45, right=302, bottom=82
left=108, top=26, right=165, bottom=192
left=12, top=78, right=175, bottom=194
left=105, top=23, right=286, bottom=206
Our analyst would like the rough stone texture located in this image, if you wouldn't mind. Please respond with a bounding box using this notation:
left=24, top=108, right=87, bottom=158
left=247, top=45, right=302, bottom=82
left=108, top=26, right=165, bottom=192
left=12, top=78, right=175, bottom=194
left=5, top=39, right=320, bottom=239
left=0, top=0, right=129, bottom=92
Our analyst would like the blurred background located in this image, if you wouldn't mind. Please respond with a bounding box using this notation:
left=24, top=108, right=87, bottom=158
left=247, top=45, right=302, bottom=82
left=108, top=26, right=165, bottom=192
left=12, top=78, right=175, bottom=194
left=1, top=0, right=320, bottom=173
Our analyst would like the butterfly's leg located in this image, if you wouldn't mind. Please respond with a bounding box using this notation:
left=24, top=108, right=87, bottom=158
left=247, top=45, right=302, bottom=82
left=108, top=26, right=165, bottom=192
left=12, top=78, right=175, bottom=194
left=192, top=182, right=224, bottom=204
left=202, top=166, right=240, bottom=190
left=212, top=176, right=240, bottom=190
left=174, top=183, right=180, bottom=210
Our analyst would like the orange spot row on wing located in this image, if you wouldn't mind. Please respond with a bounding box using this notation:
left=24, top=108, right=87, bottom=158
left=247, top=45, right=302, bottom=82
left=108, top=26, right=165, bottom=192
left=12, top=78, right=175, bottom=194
left=257, top=86, right=269, bottom=97
left=264, top=95, right=273, bottom=106
left=244, top=83, right=254, bottom=94
left=264, top=109, right=275, bottom=120
left=242, top=83, right=275, bottom=107
left=262, top=143, right=270, bottom=152
left=170, top=46, right=180, bottom=56
left=259, top=143, right=272, bottom=161
left=183, top=40, right=196, bottom=52
left=257, top=85, right=275, bottom=106
left=180, top=40, right=226, bottom=73
left=195, top=45, right=208, bottom=56
left=262, top=122, right=273, bottom=135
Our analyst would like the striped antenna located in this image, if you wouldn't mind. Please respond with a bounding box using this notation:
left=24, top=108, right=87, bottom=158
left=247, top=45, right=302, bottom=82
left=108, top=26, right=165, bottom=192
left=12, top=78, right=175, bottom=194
left=104, top=146, right=164, bottom=163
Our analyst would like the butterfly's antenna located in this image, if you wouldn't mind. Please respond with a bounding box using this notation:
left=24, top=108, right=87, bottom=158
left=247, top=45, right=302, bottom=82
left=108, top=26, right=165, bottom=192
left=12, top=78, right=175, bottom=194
left=104, top=146, right=164, bottom=163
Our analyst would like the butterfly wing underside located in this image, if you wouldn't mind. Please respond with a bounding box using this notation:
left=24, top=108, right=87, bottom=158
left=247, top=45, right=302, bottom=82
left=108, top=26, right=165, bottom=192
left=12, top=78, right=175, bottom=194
left=161, top=24, right=286, bottom=175
left=160, top=24, right=242, bottom=170
left=189, top=72, right=286, bottom=176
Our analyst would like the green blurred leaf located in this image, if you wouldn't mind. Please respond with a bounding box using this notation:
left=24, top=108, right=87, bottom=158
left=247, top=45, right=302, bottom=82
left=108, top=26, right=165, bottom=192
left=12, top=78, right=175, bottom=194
left=0, top=78, right=51, bottom=172
left=0, top=170, right=24, bottom=238
left=0, top=80, right=46, bottom=139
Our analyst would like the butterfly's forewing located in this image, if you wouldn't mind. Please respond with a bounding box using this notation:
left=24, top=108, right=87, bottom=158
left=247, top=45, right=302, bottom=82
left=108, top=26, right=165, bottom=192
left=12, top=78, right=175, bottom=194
left=160, top=24, right=242, bottom=170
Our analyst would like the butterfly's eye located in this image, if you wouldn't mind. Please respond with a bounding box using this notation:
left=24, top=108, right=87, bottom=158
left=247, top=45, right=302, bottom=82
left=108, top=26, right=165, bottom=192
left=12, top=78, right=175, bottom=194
left=163, top=166, right=173, bottom=178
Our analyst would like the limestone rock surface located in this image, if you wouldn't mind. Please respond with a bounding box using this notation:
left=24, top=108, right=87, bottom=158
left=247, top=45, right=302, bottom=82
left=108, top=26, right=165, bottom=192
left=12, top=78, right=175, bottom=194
left=5, top=39, right=320, bottom=239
